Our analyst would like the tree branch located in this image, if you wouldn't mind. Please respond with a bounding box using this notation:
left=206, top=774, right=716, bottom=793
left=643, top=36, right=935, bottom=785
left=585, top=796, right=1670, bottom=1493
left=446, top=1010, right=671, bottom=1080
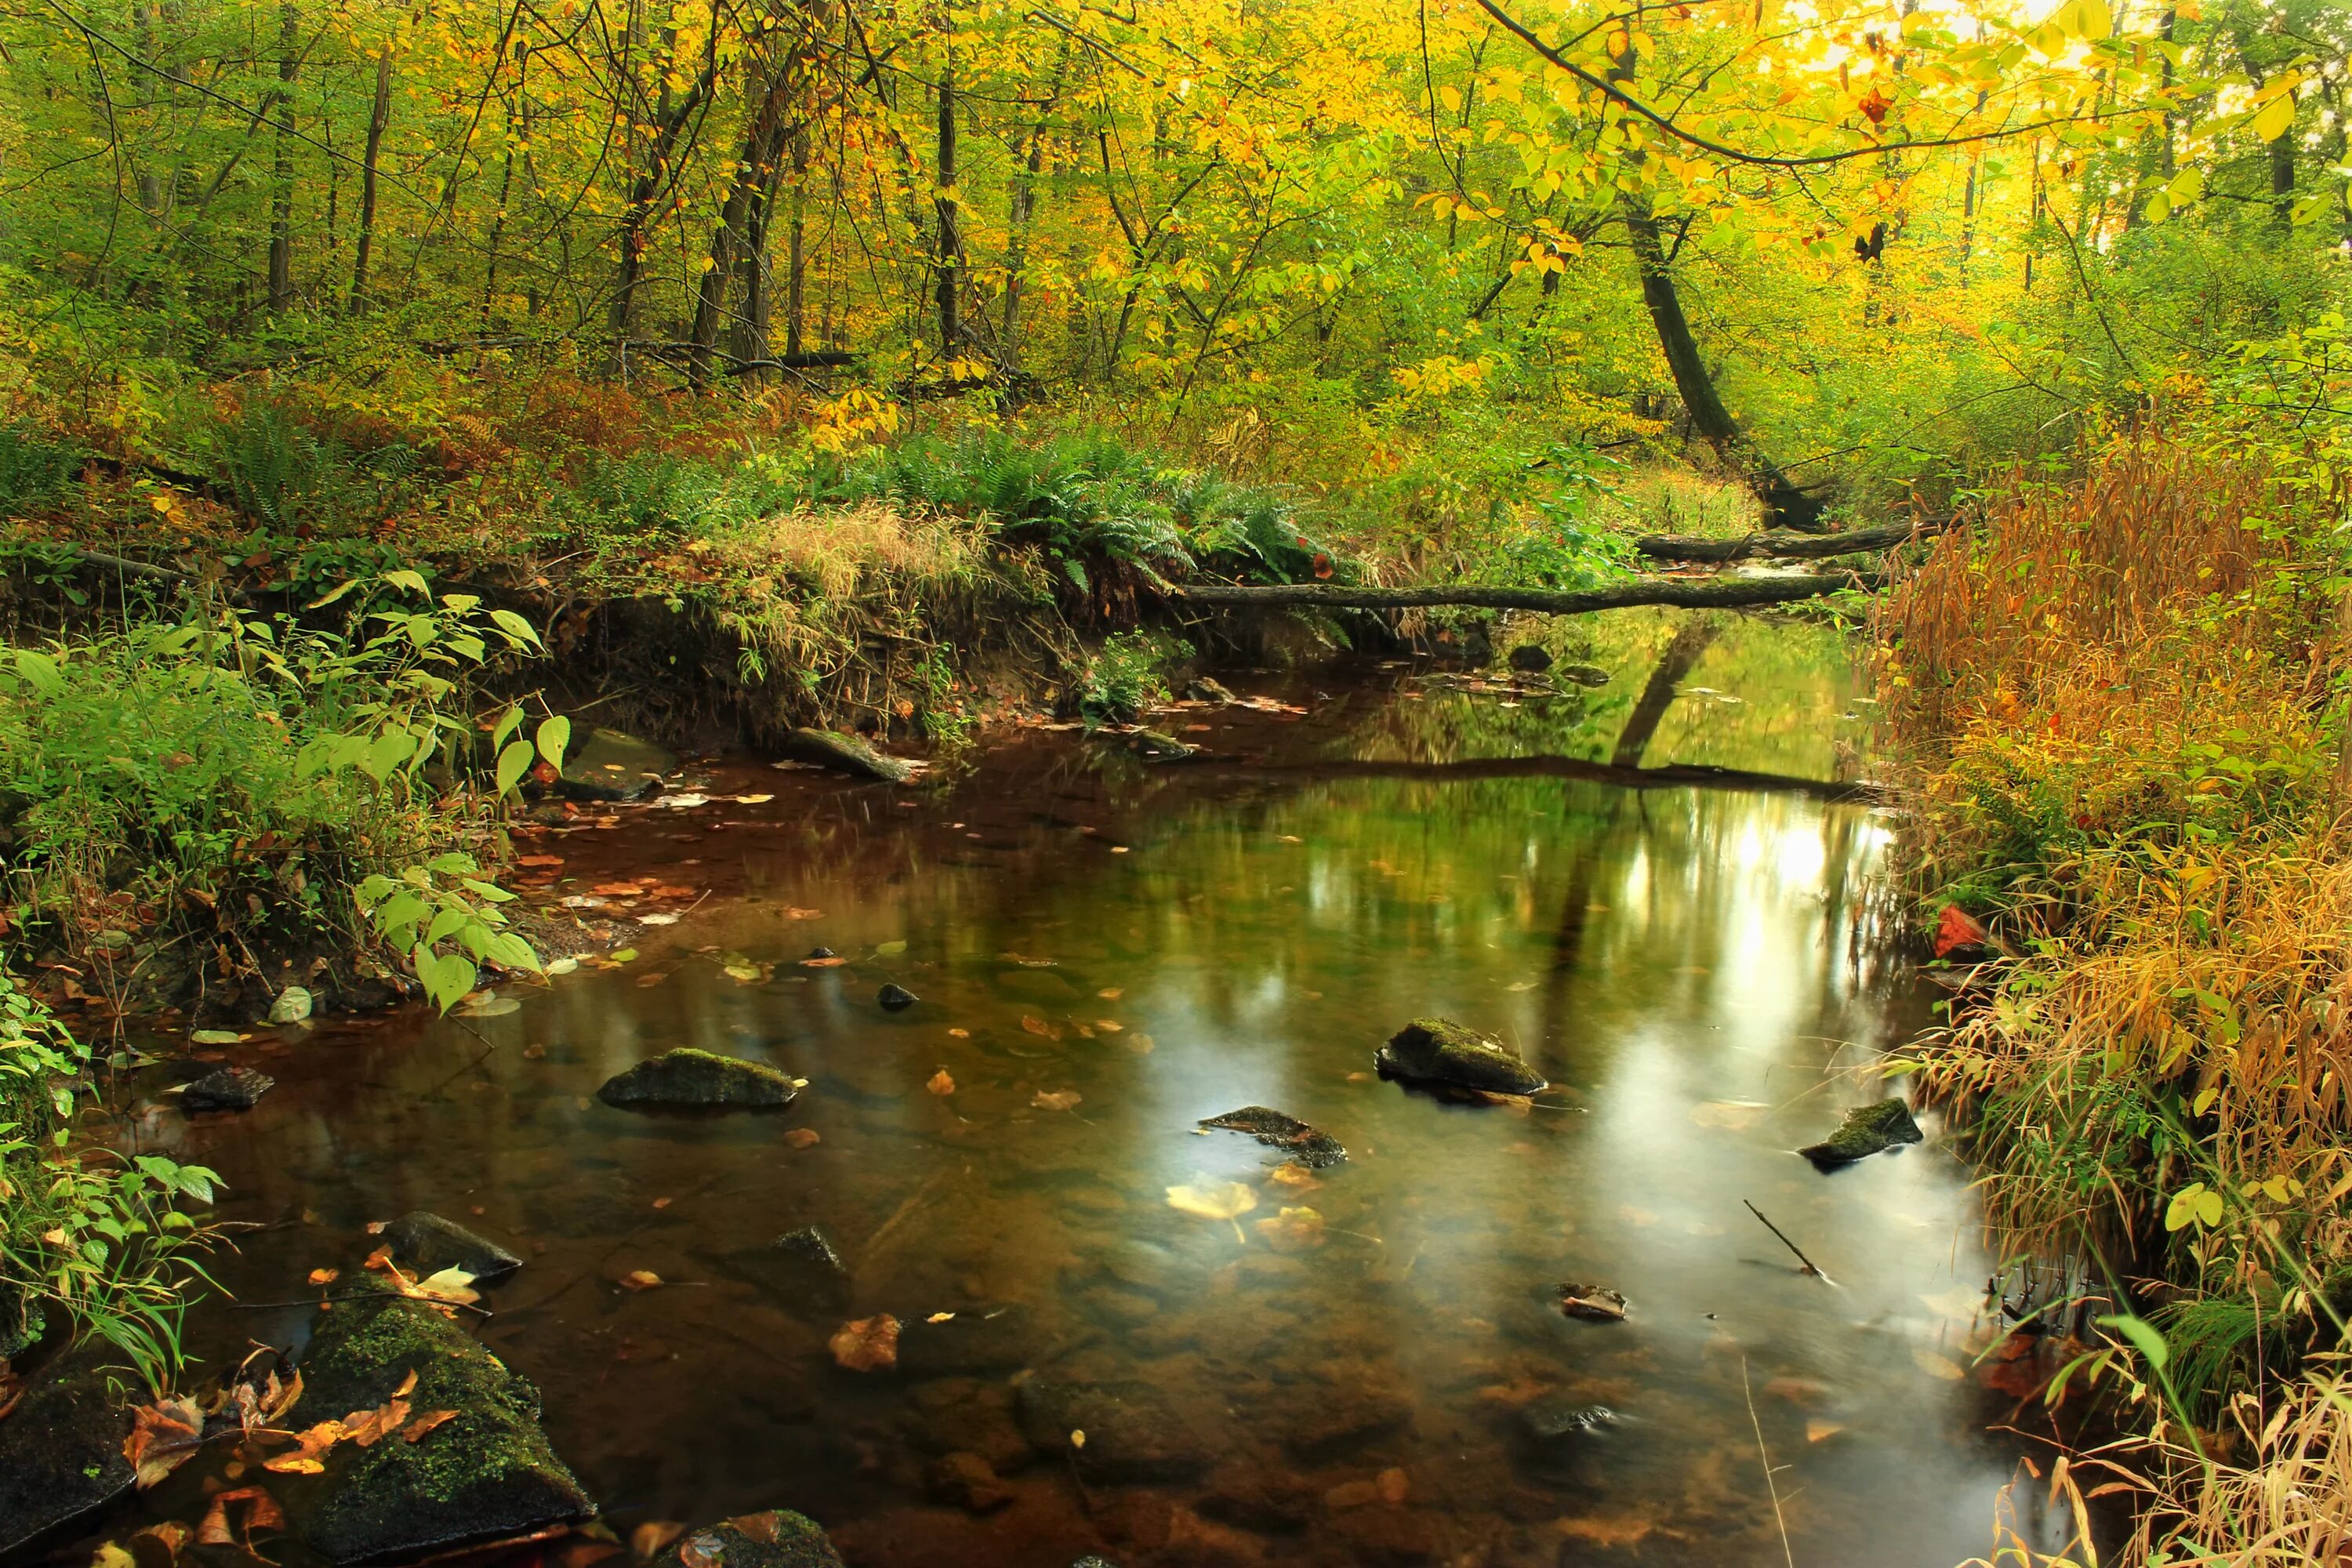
left=1171, top=571, right=1873, bottom=615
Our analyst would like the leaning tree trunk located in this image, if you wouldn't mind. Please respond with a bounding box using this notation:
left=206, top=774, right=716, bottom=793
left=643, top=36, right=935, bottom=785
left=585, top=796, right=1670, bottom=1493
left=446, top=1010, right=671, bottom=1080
left=1610, top=619, right=1719, bottom=768
left=348, top=49, right=390, bottom=312
left=934, top=70, right=963, bottom=358
left=267, top=3, right=299, bottom=314
left=1624, top=201, right=1825, bottom=532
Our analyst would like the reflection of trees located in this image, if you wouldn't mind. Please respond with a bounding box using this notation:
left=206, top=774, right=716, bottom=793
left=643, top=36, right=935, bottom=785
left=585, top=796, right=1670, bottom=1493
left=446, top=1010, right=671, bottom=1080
left=1612, top=618, right=1720, bottom=768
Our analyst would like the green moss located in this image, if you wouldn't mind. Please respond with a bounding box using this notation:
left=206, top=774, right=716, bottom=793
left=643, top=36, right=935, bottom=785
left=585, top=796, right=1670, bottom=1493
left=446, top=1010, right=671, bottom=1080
left=1799, top=1097, right=1923, bottom=1167
left=652, top=1512, right=844, bottom=1568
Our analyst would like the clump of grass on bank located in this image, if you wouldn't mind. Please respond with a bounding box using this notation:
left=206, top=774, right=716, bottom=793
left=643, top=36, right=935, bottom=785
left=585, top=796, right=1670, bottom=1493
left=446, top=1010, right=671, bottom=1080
left=1878, top=441, right=2352, bottom=1563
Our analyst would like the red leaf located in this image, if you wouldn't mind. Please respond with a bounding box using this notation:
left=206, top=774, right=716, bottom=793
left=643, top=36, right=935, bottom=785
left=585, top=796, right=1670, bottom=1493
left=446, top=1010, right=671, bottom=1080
left=1933, top=905, right=1989, bottom=958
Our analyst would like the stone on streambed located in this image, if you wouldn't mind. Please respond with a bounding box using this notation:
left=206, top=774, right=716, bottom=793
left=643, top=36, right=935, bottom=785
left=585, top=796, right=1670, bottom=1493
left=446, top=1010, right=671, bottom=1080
left=284, top=1281, right=594, bottom=1563
left=181, top=1065, right=274, bottom=1112
left=597, top=1048, right=800, bottom=1109
left=1017, top=1378, right=1215, bottom=1482
left=896, top=1304, right=1036, bottom=1377
left=1183, top=677, right=1236, bottom=705
left=651, top=1511, right=846, bottom=1568
left=723, top=1225, right=850, bottom=1309
left=1374, top=1018, right=1547, bottom=1098
left=1506, top=644, right=1553, bottom=673
left=0, top=1346, right=136, bottom=1559
left=559, top=727, right=678, bottom=803
left=1799, top=1097, right=1923, bottom=1169
left=1520, top=1399, right=1621, bottom=1443
left=381, top=1210, right=525, bottom=1287
left=877, top=982, right=920, bottom=1012
left=780, top=728, right=914, bottom=783
left=1122, top=728, right=1200, bottom=763
left=1198, top=1105, right=1346, bottom=1168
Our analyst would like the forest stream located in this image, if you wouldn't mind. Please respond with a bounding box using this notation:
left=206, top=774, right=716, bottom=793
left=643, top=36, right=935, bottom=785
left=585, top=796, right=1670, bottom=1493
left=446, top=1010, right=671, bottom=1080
left=118, top=618, right=2071, bottom=1568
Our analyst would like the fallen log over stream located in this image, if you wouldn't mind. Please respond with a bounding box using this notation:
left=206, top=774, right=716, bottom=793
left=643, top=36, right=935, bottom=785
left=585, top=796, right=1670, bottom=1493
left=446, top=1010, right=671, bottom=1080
left=1633, top=517, right=1951, bottom=563
left=1171, top=570, right=1873, bottom=616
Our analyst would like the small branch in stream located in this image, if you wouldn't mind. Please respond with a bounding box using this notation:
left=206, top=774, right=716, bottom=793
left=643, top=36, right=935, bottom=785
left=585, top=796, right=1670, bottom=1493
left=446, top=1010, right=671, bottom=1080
left=1744, top=1200, right=1832, bottom=1283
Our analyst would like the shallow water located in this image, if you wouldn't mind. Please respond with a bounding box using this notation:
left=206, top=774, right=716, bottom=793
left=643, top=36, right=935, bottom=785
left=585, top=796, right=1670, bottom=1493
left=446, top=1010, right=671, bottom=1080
left=146, top=618, right=2073, bottom=1567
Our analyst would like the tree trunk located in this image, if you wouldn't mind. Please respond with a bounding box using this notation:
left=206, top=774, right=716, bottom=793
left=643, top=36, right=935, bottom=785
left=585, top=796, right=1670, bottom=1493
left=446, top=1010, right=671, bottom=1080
left=690, top=57, right=799, bottom=387
left=1635, top=517, right=1948, bottom=562
left=1172, top=571, right=1872, bottom=615
left=267, top=3, right=299, bottom=314
left=935, top=70, right=962, bottom=358
left=784, top=125, right=810, bottom=358
left=1624, top=203, right=1824, bottom=531
left=1610, top=619, right=1719, bottom=768
left=349, top=49, right=390, bottom=312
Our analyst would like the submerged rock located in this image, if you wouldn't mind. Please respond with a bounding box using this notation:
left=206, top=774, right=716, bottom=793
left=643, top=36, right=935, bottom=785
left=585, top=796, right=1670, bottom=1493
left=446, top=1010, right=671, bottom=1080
left=1183, top=677, right=1236, bottom=705
left=559, top=728, right=677, bottom=803
left=0, top=1346, right=136, bottom=1558
left=926, top=1451, right=1014, bottom=1514
left=781, top=728, right=913, bottom=783
left=720, top=1227, right=848, bottom=1308
left=1374, top=1018, right=1547, bottom=1097
left=1519, top=1399, right=1620, bottom=1443
left=1506, top=644, right=1554, bottom=673
left=896, top=1305, right=1035, bottom=1377
left=285, top=1282, right=593, bottom=1563
left=1556, top=1283, right=1628, bottom=1323
left=181, top=1065, right=274, bottom=1112
left=597, top=1048, right=799, bottom=1109
left=775, top=1225, right=848, bottom=1278
left=381, top=1211, right=524, bottom=1287
left=1017, top=1379, right=1213, bottom=1482
left=1123, top=729, right=1200, bottom=763
left=1558, top=664, right=1612, bottom=688
left=1197, top=1105, right=1346, bottom=1168
left=1799, top=1097, right=1923, bottom=1168
left=877, top=982, right=920, bottom=1012
left=649, top=1511, right=844, bottom=1568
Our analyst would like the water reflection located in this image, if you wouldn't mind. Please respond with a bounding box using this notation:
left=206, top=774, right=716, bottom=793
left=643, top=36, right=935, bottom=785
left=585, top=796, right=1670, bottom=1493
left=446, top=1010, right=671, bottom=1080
left=156, top=634, right=2074, bottom=1568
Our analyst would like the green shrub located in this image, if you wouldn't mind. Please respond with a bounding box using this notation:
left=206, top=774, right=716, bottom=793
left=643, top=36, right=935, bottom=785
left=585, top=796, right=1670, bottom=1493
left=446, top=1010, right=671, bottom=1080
left=0, top=421, right=85, bottom=521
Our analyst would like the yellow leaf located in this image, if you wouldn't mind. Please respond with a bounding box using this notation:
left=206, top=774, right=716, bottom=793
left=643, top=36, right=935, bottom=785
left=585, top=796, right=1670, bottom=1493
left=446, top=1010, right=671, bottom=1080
left=2252, top=89, right=2296, bottom=144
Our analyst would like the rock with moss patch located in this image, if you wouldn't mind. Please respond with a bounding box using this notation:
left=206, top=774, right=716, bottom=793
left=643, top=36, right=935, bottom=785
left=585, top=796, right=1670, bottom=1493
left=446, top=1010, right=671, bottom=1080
left=1197, top=1106, right=1345, bottom=1168
left=651, top=1511, right=844, bottom=1568
left=285, top=1282, right=593, bottom=1563
left=558, top=728, right=677, bottom=803
left=1557, top=664, right=1611, bottom=688
left=597, top=1049, right=800, bottom=1109
left=780, top=728, right=913, bottom=784
left=381, top=1211, right=524, bottom=1287
left=1799, top=1097, right=1922, bottom=1168
left=1182, top=677, right=1236, bottom=705
left=181, top=1065, right=274, bottom=1112
left=1374, top=1018, right=1546, bottom=1097
left=0, top=1345, right=136, bottom=1558
left=1123, top=729, right=1199, bottom=763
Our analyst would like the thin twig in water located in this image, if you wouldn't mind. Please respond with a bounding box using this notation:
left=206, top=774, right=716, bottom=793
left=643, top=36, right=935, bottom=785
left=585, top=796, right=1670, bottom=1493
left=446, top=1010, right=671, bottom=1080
left=1744, top=1356, right=1798, bottom=1568
left=1744, top=1200, right=1832, bottom=1283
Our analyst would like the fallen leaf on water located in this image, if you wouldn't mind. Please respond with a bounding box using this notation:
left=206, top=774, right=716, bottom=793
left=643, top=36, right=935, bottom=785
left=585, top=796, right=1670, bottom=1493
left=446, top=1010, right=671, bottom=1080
left=189, top=1029, right=244, bottom=1046
left=544, top=957, right=579, bottom=976
left=723, top=962, right=766, bottom=983
left=1098, top=988, right=1123, bottom=1000
left=783, top=1128, right=821, bottom=1149
left=873, top=940, right=908, bottom=956
left=631, top=1523, right=690, bottom=1562
left=946, top=1027, right=969, bottom=1039
left=652, top=1197, right=673, bottom=1210
left=782, top=907, right=824, bottom=920
left=412, top=1267, right=480, bottom=1306
left=1554, top=1513, right=1655, bottom=1549
left=620, top=1270, right=663, bottom=1292
left=1690, top=1101, right=1769, bottom=1131
left=1267, top=1162, right=1321, bottom=1191
left=1069, top=1429, right=1086, bottom=1449
left=458, top=994, right=521, bottom=1017
left=196, top=1487, right=285, bottom=1548
left=927, top=1069, right=955, bottom=1096
left=592, top=882, right=647, bottom=898
left=829, top=1315, right=900, bottom=1372
left=1806, top=1419, right=1846, bottom=1443
left=800, top=956, right=850, bottom=969
left=634, top=972, right=668, bottom=988
left=1912, top=1347, right=1967, bottom=1381
left=735, top=793, right=775, bottom=805
left=1918, top=1287, right=1987, bottom=1320
left=1276, top=834, right=1301, bottom=844
left=307, top=1267, right=339, bottom=1287
left=1020, top=1014, right=1060, bottom=1039
left=639, top=913, right=681, bottom=927
left=515, top=855, right=565, bottom=868
left=1254, top=1206, right=1327, bottom=1253
left=263, top=1417, right=347, bottom=1475
left=124, top=1397, right=205, bottom=1487
left=1033, top=1089, right=1082, bottom=1111
left=129, top=1521, right=193, bottom=1568
left=659, top=793, right=711, bottom=810
left=1093, top=1019, right=1123, bottom=1033
left=1167, top=1182, right=1258, bottom=1242
left=610, top=948, right=639, bottom=964
left=1557, top=1283, right=1629, bottom=1322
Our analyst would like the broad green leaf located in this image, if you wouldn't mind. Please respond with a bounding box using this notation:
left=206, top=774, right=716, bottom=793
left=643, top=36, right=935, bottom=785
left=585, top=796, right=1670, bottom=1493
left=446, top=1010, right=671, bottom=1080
left=535, top=714, right=572, bottom=773
left=2096, top=1312, right=2169, bottom=1372
left=495, top=739, right=535, bottom=797
left=383, top=569, right=431, bottom=597
left=2252, top=89, right=2296, bottom=145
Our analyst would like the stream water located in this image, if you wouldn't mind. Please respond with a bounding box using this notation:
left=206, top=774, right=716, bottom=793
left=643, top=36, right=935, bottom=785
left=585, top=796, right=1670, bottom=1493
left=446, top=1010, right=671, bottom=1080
left=139, top=613, right=2074, bottom=1567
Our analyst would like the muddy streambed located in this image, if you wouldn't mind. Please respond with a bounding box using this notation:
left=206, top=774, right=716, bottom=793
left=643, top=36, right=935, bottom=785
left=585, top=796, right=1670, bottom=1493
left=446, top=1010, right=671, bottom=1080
left=132, top=617, right=2073, bottom=1566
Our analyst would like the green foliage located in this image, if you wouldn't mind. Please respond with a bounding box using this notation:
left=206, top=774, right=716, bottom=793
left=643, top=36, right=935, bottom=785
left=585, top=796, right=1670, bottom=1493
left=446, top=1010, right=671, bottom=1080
left=0, top=969, right=220, bottom=1389
left=1072, top=630, right=1191, bottom=728
left=0, top=421, right=85, bottom=521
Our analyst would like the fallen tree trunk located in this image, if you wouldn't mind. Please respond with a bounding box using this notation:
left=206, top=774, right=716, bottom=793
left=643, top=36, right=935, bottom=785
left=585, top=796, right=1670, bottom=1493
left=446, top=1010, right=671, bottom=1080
left=1171, top=571, right=1871, bottom=616
left=1208, top=754, right=1885, bottom=804
left=1635, top=518, right=1950, bottom=564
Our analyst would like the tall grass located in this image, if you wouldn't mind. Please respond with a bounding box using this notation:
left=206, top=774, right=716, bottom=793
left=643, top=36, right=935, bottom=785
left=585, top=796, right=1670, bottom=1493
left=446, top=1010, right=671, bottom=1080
left=1878, top=439, right=2352, bottom=1566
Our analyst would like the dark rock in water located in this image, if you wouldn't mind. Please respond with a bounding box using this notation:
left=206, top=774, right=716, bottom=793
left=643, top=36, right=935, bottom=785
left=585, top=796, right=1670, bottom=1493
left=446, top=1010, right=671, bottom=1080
left=808, top=946, right=836, bottom=960
left=877, top=983, right=919, bottom=1011
left=1017, top=1379, right=1212, bottom=1482
left=1274, top=1386, right=1414, bottom=1461
left=1374, top=1018, right=1547, bottom=1097
left=0, top=1346, right=136, bottom=1559
left=597, top=1049, right=799, bottom=1109
left=1197, top=1105, right=1346, bottom=1168
left=1800, top=1097, right=1923, bottom=1168
left=721, top=1227, right=848, bottom=1307
left=902, top=1378, right=1033, bottom=1472
left=781, top=728, right=914, bottom=783
left=1556, top=1283, right=1628, bottom=1323
left=1183, top=677, right=1236, bottom=705
left=285, top=1282, right=593, bottom=1563
left=558, top=727, right=677, bottom=803
left=925, top=1451, right=1014, bottom=1514
left=182, top=1065, right=274, bottom=1112
left=1506, top=644, right=1553, bottom=673
left=1519, top=1399, right=1619, bottom=1443
left=776, top=1226, right=847, bottom=1277
left=896, top=1305, right=1034, bottom=1377
left=649, top=1512, right=844, bottom=1568
left=1123, top=729, right=1199, bottom=763
left=1557, top=664, right=1611, bottom=688
left=381, top=1211, right=524, bottom=1287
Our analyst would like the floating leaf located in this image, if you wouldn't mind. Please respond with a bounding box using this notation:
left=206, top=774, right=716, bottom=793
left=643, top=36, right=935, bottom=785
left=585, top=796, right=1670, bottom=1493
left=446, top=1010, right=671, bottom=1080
left=619, top=1269, right=663, bottom=1292
left=1021, top=1014, right=1060, bottom=1039
left=125, top=1398, right=205, bottom=1487
left=307, top=1267, right=340, bottom=1287
left=783, top=1128, right=820, bottom=1149
left=829, top=1314, right=900, bottom=1372
left=1167, top=1181, right=1258, bottom=1242
left=927, top=1069, right=955, bottom=1096
left=1254, top=1206, right=1327, bottom=1253
left=873, top=940, right=908, bottom=956
left=800, top=956, right=850, bottom=969
left=1032, top=1089, right=1083, bottom=1111
left=190, top=1029, right=244, bottom=1046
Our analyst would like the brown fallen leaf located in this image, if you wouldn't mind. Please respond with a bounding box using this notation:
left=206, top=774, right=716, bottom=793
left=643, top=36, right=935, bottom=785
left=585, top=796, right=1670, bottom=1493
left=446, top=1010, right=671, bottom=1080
left=307, top=1267, right=339, bottom=1287
left=343, top=1396, right=411, bottom=1447
left=946, top=1027, right=969, bottom=1038
left=1097, top=988, right=1123, bottom=1000
left=1032, top=1089, right=1082, bottom=1111
left=514, top=855, right=565, bottom=869
left=620, top=1270, right=663, bottom=1292
left=127, top=1520, right=192, bottom=1568
left=926, top=1069, right=955, bottom=1096
left=829, top=1314, right=900, bottom=1372
left=262, top=1417, right=349, bottom=1475
left=652, top=1196, right=673, bottom=1210
left=1254, top=1206, right=1327, bottom=1253
left=1093, top=1019, right=1123, bottom=1033
left=800, top=956, right=850, bottom=969
left=783, top=1128, right=821, bottom=1149
left=590, top=882, right=648, bottom=897
left=196, top=1487, right=285, bottom=1549
left=1806, top=1419, right=1846, bottom=1443
left=124, top=1398, right=205, bottom=1488
left=781, top=907, right=823, bottom=920
left=1020, top=1014, right=1061, bottom=1040
left=1266, top=1162, right=1322, bottom=1191
left=401, top=1409, right=460, bottom=1443
left=630, top=1523, right=690, bottom=1562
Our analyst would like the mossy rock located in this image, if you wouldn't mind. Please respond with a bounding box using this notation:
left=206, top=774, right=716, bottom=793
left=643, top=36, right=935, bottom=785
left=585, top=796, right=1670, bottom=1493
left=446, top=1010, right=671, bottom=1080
left=597, top=1048, right=800, bottom=1109
left=1197, top=1106, right=1346, bottom=1168
left=1799, top=1097, right=1923, bottom=1168
left=779, top=728, right=913, bottom=784
left=381, top=1211, right=524, bottom=1287
left=287, top=1283, right=593, bottom=1563
left=651, top=1511, right=844, bottom=1568
left=558, top=728, right=677, bottom=803
left=0, top=1345, right=136, bottom=1557
left=1374, top=1018, right=1547, bottom=1097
